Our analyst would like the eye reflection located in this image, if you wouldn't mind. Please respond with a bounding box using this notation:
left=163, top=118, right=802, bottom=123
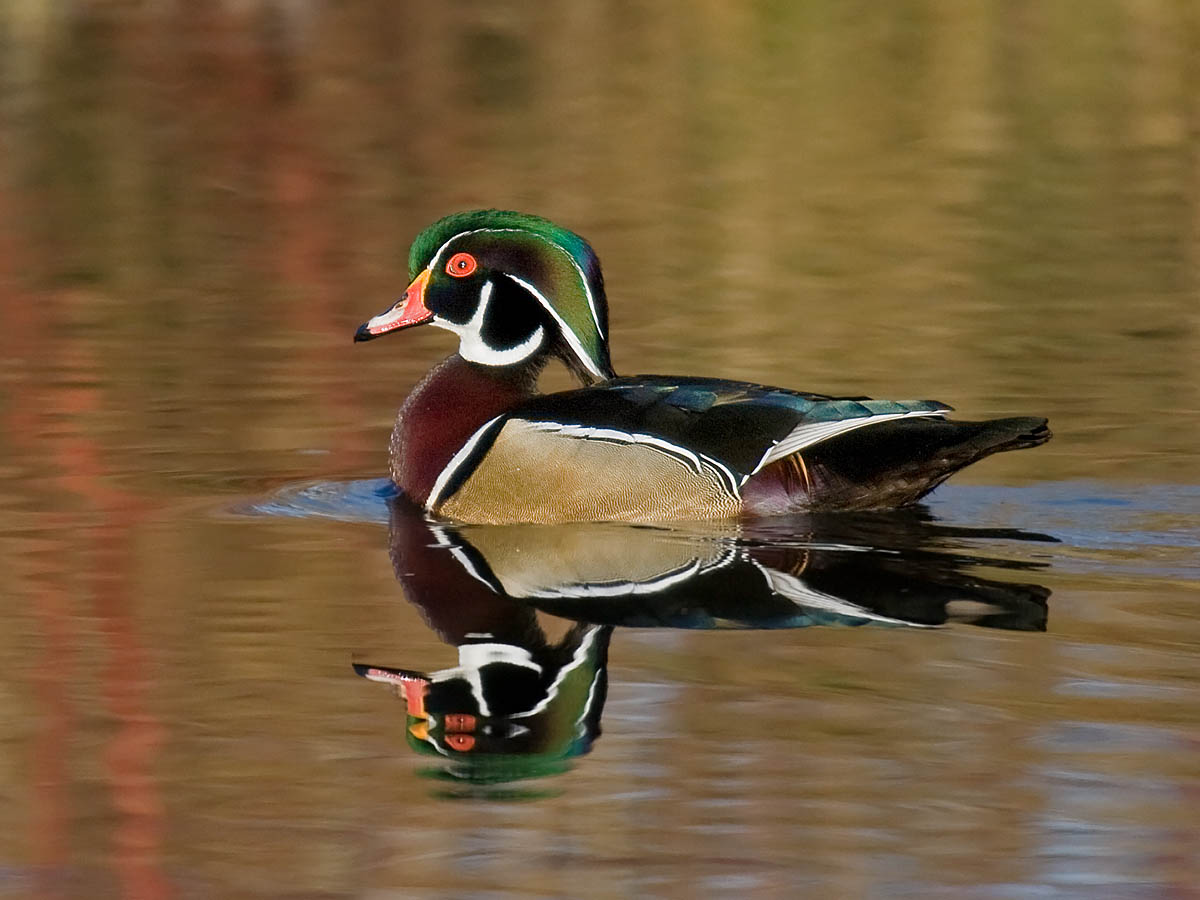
left=444, top=733, right=476, bottom=752
left=443, top=713, right=476, bottom=731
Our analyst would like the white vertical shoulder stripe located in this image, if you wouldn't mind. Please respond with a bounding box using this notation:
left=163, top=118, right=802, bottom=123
left=426, top=415, right=505, bottom=511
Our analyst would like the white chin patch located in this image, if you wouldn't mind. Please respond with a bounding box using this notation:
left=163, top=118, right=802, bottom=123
left=453, top=322, right=546, bottom=366
left=437, top=279, right=546, bottom=366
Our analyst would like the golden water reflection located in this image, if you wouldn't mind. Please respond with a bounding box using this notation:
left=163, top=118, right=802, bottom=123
left=1, top=1, right=1199, bottom=897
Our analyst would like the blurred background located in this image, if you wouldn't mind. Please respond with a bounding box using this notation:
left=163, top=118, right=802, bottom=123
left=4, top=0, right=1199, bottom=486
left=1, top=1, right=1198, bottom=898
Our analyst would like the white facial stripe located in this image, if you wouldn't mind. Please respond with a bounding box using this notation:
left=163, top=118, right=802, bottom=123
left=425, top=226, right=607, bottom=373
left=506, top=275, right=605, bottom=379
left=514, top=626, right=601, bottom=721
left=427, top=230, right=474, bottom=274
left=430, top=279, right=547, bottom=367
left=514, top=229, right=604, bottom=341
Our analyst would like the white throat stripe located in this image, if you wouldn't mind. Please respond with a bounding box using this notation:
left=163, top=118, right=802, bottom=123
left=431, top=279, right=547, bottom=366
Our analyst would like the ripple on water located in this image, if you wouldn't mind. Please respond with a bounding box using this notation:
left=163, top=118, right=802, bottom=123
left=240, top=477, right=397, bottom=524
left=243, top=478, right=1200, bottom=581
left=928, top=482, right=1200, bottom=580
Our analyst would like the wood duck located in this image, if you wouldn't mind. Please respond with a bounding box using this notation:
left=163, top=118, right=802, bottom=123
left=355, top=210, right=1051, bottom=524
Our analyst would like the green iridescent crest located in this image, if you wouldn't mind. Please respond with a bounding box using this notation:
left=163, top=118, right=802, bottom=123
left=409, top=210, right=614, bottom=380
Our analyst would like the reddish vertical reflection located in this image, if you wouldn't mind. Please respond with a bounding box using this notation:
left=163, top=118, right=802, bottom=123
left=90, top=495, right=171, bottom=900
left=27, top=535, right=76, bottom=900
left=1, top=221, right=172, bottom=900
left=53, top=296, right=172, bottom=900
left=0, top=177, right=73, bottom=898
left=268, top=95, right=374, bottom=473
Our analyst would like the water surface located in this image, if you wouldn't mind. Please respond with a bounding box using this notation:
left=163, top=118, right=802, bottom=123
left=2, top=2, right=1199, bottom=897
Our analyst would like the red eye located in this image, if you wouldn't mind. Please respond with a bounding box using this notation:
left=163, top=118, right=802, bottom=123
left=446, top=252, right=477, bottom=277
left=445, top=734, right=476, bottom=752
left=444, top=713, right=477, bottom=731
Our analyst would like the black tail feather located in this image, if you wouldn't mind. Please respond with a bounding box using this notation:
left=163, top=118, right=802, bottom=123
left=801, top=416, right=1051, bottom=510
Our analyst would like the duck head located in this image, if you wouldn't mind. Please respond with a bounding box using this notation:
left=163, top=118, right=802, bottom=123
left=355, top=210, right=616, bottom=383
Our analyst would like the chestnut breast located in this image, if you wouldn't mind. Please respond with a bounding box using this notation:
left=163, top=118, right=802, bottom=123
left=390, top=354, right=536, bottom=506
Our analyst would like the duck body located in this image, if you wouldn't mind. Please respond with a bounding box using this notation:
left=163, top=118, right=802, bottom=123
left=358, top=210, right=1050, bottom=525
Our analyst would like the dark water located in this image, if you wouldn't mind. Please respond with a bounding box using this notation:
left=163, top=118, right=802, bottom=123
left=3, top=2, right=1200, bottom=898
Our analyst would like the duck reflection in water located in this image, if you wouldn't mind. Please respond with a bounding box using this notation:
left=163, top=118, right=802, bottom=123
left=357, top=498, right=1053, bottom=789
